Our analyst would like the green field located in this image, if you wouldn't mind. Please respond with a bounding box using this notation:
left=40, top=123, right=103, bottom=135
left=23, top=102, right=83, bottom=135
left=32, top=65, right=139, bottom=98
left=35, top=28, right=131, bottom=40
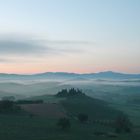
left=0, top=86, right=139, bottom=140
left=0, top=94, right=139, bottom=140
left=0, top=114, right=139, bottom=140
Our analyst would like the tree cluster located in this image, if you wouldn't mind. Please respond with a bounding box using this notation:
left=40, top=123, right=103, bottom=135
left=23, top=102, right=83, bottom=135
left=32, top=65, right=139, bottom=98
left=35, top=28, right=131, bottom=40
left=56, top=88, right=85, bottom=97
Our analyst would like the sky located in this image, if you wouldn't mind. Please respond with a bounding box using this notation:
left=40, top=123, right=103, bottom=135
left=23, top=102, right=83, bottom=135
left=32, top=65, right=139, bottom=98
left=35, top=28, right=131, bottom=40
left=0, top=0, right=140, bottom=74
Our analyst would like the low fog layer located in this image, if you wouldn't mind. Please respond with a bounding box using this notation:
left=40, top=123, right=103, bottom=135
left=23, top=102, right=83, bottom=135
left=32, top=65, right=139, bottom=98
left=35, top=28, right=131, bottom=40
left=0, top=75, right=139, bottom=105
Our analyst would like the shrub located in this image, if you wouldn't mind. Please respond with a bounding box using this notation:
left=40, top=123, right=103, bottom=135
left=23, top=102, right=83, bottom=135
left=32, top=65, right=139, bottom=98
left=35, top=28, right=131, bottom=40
left=78, top=113, right=88, bottom=123
left=57, top=117, right=71, bottom=130
left=114, top=115, right=132, bottom=133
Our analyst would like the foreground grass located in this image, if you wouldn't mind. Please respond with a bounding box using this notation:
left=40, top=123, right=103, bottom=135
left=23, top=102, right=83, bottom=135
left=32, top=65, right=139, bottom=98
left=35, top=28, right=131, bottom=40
left=0, top=114, right=139, bottom=140
left=0, top=94, right=139, bottom=140
left=0, top=115, right=56, bottom=140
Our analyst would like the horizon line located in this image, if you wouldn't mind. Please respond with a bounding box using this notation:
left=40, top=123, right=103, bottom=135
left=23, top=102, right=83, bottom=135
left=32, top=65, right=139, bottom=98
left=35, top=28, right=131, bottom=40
left=0, top=70, right=140, bottom=75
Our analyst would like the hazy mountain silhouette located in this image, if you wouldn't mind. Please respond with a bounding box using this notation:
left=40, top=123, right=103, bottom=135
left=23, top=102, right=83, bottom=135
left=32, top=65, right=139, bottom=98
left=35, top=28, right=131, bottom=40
left=0, top=71, right=140, bottom=80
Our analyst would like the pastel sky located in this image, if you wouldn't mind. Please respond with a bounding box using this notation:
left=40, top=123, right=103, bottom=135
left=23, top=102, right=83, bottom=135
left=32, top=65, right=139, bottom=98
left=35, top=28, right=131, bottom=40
left=0, top=0, right=140, bottom=74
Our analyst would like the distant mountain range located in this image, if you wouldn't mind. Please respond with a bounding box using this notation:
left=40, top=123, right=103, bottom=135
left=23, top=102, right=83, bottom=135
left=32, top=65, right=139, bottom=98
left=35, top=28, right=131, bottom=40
left=0, top=71, right=140, bottom=80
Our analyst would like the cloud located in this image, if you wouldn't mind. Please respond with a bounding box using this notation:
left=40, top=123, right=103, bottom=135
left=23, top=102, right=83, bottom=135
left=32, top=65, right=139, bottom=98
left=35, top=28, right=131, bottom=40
left=0, top=38, right=93, bottom=55
left=0, top=58, right=11, bottom=63
left=0, top=58, right=20, bottom=64
left=0, top=39, right=48, bottom=55
left=45, top=40, right=95, bottom=54
left=46, top=40, right=94, bottom=45
left=0, top=35, right=95, bottom=64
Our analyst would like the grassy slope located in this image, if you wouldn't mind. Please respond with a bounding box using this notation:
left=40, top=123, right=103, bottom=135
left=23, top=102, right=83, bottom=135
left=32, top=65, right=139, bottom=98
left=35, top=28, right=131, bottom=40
left=61, top=96, right=122, bottom=120
left=30, top=94, right=122, bottom=120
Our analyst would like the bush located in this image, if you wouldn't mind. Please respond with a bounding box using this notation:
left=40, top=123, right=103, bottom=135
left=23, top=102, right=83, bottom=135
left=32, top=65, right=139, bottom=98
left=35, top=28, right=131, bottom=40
left=0, top=100, right=14, bottom=112
left=78, top=113, right=88, bottom=123
left=57, top=118, right=71, bottom=130
left=114, top=115, right=132, bottom=133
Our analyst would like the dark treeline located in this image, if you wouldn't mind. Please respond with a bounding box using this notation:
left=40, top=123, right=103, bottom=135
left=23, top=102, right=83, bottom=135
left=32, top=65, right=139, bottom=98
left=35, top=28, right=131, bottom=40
left=0, top=99, right=43, bottom=113
left=56, top=88, right=85, bottom=97
left=16, top=100, right=44, bottom=104
left=0, top=100, right=20, bottom=113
